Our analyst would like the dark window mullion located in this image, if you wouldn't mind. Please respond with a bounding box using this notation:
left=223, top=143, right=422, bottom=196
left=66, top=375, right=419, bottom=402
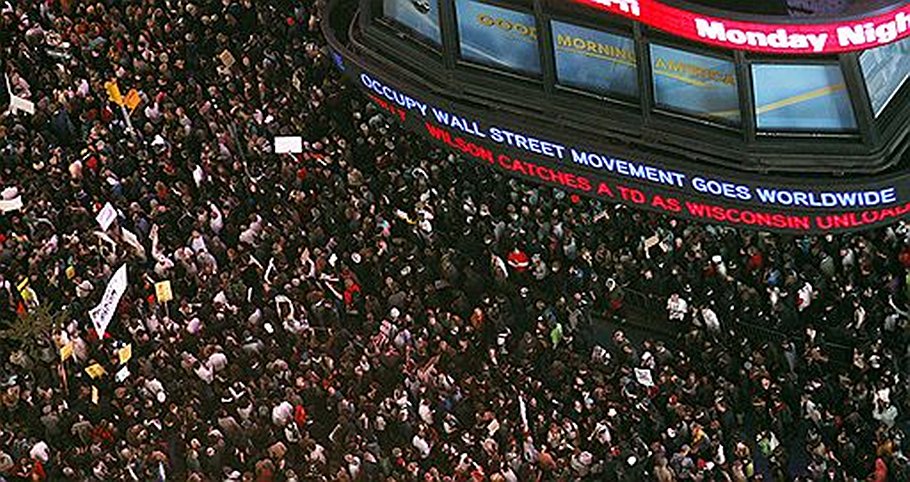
left=361, top=0, right=376, bottom=32
left=840, top=53, right=879, bottom=147
left=736, top=51, right=756, bottom=145
left=534, top=0, right=556, bottom=96
left=634, top=24, right=653, bottom=126
left=439, top=0, right=459, bottom=72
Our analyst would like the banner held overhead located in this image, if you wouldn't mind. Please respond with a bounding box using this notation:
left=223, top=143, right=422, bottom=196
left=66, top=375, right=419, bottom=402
left=89, top=264, right=128, bottom=339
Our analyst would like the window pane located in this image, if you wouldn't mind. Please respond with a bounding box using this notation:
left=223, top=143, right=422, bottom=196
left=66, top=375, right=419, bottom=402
left=552, top=21, right=638, bottom=98
left=384, top=0, right=442, bottom=46
left=752, top=64, right=856, bottom=131
left=455, top=0, right=541, bottom=76
left=860, top=37, right=910, bottom=117
left=650, top=44, right=740, bottom=125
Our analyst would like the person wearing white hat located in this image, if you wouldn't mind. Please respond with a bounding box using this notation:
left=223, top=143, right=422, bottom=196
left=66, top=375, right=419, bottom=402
left=75, top=279, right=94, bottom=298
left=667, top=293, right=688, bottom=322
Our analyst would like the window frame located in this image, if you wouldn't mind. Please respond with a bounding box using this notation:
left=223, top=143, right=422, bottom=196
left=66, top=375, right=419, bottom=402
left=372, top=0, right=446, bottom=53
left=645, top=35, right=743, bottom=129
left=748, top=59, right=860, bottom=135
left=548, top=17, right=641, bottom=105
left=451, top=0, right=544, bottom=80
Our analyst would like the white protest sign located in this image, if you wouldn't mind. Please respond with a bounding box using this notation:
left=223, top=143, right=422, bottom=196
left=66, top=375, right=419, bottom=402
left=120, top=228, right=145, bottom=256
left=0, top=196, right=23, bottom=213
left=192, top=164, right=205, bottom=186
left=518, top=394, right=529, bottom=432
left=5, top=74, right=35, bottom=115
left=634, top=368, right=654, bottom=387
left=9, top=95, right=35, bottom=115
left=2, top=187, right=18, bottom=199
left=96, top=202, right=117, bottom=231
left=89, top=264, right=128, bottom=339
left=274, top=136, right=303, bottom=154
left=487, top=419, right=500, bottom=436
left=115, top=365, right=130, bottom=383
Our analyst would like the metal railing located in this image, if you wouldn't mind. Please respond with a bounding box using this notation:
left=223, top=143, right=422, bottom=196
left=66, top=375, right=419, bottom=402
left=616, top=287, right=855, bottom=365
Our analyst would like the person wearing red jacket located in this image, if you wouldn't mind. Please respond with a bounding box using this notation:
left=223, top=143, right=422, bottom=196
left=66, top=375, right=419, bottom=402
left=294, top=405, right=307, bottom=429
left=506, top=248, right=530, bottom=273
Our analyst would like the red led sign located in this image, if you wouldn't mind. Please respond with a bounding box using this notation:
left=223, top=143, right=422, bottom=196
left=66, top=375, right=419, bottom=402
left=573, top=0, right=910, bottom=54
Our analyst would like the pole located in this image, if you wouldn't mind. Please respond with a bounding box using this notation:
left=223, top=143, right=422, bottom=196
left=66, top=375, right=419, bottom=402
left=59, top=360, right=69, bottom=395
left=120, top=104, right=136, bottom=138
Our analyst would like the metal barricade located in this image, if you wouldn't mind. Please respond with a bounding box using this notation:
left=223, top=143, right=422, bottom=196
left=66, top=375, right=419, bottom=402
left=615, top=287, right=856, bottom=366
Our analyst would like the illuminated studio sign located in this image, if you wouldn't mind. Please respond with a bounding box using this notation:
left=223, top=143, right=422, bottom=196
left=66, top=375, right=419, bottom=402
left=574, top=0, right=910, bottom=54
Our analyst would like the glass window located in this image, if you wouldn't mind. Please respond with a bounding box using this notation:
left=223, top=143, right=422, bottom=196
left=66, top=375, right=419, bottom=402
left=649, top=44, right=740, bottom=125
left=551, top=21, right=638, bottom=98
left=455, top=0, right=541, bottom=76
left=752, top=64, right=856, bottom=131
left=860, top=37, right=910, bottom=117
left=383, top=0, right=442, bottom=46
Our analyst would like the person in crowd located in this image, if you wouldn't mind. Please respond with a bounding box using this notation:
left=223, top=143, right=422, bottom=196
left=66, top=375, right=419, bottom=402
left=0, top=1, right=908, bottom=481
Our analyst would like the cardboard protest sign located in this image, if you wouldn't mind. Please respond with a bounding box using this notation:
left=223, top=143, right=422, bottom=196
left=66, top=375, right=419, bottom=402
left=16, top=278, right=35, bottom=305
left=644, top=235, right=660, bottom=251
left=124, top=89, right=141, bottom=111
left=89, top=264, right=128, bottom=339
left=85, top=363, right=106, bottom=379
left=118, top=344, right=132, bottom=365
left=104, top=80, right=123, bottom=106
left=155, top=280, right=173, bottom=303
left=60, top=342, right=74, bottom=362
left=16, top=278, right=28, bottom=296
left=219, top=50, right=236, bottom=68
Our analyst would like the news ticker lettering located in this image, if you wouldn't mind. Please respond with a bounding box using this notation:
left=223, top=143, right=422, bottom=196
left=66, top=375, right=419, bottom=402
left=355, top=69, right=909, bottom=233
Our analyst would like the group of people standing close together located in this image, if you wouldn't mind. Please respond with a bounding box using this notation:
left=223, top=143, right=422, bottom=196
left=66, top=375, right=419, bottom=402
left=0, top=0, right=907, bottom=480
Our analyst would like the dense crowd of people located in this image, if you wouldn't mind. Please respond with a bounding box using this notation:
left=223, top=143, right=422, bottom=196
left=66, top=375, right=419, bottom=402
left=0, top=0, right=908, bottom=480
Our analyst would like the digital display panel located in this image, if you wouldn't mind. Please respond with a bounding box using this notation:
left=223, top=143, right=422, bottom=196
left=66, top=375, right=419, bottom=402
left=752, top=64, right=857, bottom=131
left=552, top=21, right=638, bottom=98
left=344, top=60, right=910, bottom=235
left=650, top=44, right=740, bottom=124
left=860, top=37, right=910, bottom=117
left=455, top=0, right=541, bottom=75
left=570, top=0, right=910, bottom=55
left=383, top=0, right=442, bottom=45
